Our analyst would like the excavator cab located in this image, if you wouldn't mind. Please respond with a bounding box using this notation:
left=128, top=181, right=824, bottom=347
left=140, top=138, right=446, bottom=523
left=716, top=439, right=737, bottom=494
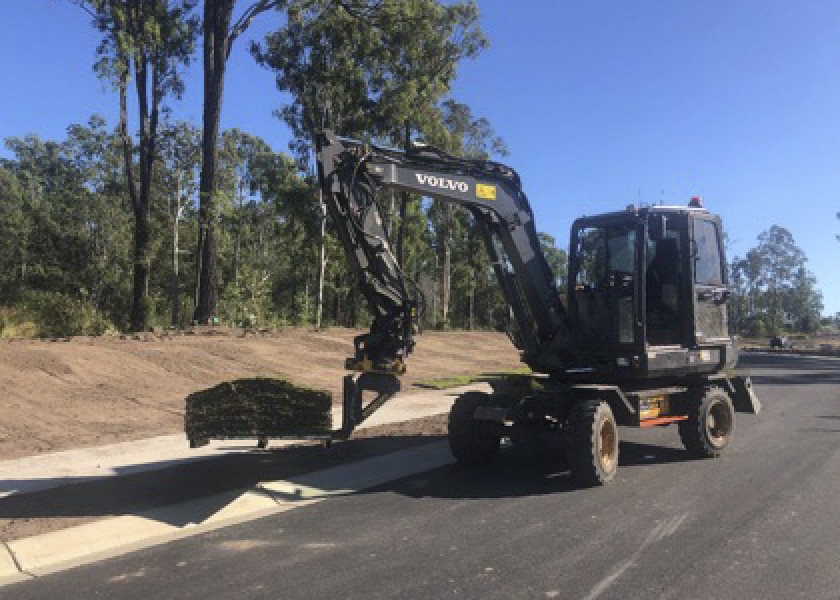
left=567, top=202, right=735, bottom=379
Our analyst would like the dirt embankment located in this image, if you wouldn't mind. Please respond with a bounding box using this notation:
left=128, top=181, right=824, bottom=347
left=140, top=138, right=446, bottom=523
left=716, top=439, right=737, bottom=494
left=0, top=328, right=520, bottom=460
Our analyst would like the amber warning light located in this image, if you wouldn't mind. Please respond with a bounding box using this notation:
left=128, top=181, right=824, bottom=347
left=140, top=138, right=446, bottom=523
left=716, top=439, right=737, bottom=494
left=689, top=196, right=704, bottom=208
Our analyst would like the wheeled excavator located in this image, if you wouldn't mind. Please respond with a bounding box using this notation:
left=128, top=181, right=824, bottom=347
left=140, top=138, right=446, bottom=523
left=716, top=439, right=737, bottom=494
left=316, top=129, right=760, bottom=486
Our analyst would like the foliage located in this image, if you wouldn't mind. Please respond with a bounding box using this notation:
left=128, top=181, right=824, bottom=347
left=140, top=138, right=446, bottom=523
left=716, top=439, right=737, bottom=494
left=252, top=0, right=486, bottom=163
left=252, top=0, right=493, bottom=330
left=539, top=232, right=568, bottom=292
left=729, top=225, right=823, bottom=335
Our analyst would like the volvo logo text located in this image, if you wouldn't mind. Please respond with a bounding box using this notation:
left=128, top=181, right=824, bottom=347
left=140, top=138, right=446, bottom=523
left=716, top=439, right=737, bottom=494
left=415, top=173, right=469, bottom=193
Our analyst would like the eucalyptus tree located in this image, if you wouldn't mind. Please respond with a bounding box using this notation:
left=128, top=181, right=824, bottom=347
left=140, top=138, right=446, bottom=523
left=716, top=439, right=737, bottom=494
left=194, top=0, right=286, bottom=325
left=255, top=150, right=317, bottom=324
left=427, top=99, right=507, bottom=328
left=76, top=0, right=199, bottom=330
left=755, top=225, right=807, bottom=333
left=63, top=116, right=134, bottom=323
left=2, top=135, right=88, bottom=297
left=0, top=166, right=27, bottom=300
left=252, top=0, right=487, bottom=327
left=784, top=267, right=823, bottom=333
left=217, top=129, right=273, bottom=285
left=157, top=120, right=202, bottom=326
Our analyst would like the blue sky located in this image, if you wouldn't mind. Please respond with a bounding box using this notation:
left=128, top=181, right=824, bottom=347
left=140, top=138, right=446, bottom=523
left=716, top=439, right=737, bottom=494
left=2, top=0, right=839, bottom=315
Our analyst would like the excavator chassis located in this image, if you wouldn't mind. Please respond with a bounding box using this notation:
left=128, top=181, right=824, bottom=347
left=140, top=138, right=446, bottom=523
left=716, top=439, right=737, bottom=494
left=449, top=372, right=759, bottom=485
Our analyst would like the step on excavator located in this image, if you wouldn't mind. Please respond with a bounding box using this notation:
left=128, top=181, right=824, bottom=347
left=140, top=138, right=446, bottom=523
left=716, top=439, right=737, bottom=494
left=316, top=130, right=760, bottom=486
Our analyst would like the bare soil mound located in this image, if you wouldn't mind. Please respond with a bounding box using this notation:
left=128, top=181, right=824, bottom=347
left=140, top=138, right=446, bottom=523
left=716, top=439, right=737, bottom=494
left=0, top=328, right=519, bottom=459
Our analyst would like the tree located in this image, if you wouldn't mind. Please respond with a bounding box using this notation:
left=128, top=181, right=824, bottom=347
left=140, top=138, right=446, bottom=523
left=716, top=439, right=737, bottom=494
left=157, top=121, right=201, bottom=326
left=755, top=225, right=806, bottom=333
left=784, top=267, right=823, bottom=333
left=1, top=126, right=133, bottom=335
left=429, top=99, right=506, bottom=327
left=258, top=155, right=319, bottom=325
left=729, top=225, right=823, bottom=336
left=194, top=0, right=286, bottom=325
left=77, top=0, right=198, bottom=330
left=63, top=116, right=134, bottom=324
left=538, top=232, right=568, bottom=291
left=0, top=167, right=28, bottom=298
left=252, top=0, right=486, bottom=327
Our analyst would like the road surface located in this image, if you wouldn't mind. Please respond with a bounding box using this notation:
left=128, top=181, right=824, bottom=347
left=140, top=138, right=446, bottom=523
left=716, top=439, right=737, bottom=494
left=5, top=353, right=840, bottom=599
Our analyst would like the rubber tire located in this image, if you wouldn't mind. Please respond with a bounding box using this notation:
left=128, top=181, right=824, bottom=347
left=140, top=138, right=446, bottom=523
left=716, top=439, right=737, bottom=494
left=678, top=387, right=735, bottom=458
left=564, top=399, right=619, bottom=486
left=448, top=392, right=501, bottom=465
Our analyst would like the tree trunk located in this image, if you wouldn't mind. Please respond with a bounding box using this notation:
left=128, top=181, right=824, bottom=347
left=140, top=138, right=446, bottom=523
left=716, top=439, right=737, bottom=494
left=170, top=175, right=182, bottom=328
left=314, top=187, right=327, bottom=329
left=469, top=274, right=475, bottom=331
left=303, top=277, right=310, bottom=324
left=117, top=61, right=149, bottom=333
left=350, top=282, right=358, bottom=327
left=130, top=213, right=150, bottom=331
left=194, top=0, right=234, bottom=324
left=233, top=180, right=244, bottom=284
left=431, top=253, right=439, bottom=329
left=440, top=205, right=452, bottom=327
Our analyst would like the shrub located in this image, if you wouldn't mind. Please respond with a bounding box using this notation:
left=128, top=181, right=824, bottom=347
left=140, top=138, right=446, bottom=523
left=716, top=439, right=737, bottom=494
left=21, top=291, right=117, bottom=337
left=0, top=307, right=37, bottom=338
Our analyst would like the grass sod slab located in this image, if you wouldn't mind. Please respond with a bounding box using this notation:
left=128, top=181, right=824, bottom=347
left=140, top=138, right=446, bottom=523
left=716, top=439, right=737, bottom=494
left=185, top=378, right=332, bottom=445
left=415, top=367, right=532, bottom=390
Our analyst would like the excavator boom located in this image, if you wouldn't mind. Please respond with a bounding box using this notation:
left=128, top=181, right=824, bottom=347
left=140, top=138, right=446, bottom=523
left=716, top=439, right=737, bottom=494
left=315, top=130, right=568, bottom=376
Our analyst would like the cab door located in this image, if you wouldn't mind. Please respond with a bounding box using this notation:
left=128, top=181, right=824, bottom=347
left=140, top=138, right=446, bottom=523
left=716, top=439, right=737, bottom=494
left=691, top=217, right=729, bottom=344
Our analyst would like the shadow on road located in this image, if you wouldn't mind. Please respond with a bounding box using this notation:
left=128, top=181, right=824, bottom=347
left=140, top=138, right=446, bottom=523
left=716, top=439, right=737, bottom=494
left=0, top=430, right=698, bottom=539
left=377, top=438, right=694, bottom=501
left=0, top=433, right=444, bottom=537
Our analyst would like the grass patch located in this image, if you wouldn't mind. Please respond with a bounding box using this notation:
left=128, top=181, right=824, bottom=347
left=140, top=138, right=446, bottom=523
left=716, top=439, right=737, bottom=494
left=415, top=367, right=531, bottom=390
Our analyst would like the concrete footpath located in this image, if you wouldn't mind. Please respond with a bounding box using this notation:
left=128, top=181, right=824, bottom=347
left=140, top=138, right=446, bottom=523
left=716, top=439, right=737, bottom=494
left=0, top=383, right=487, bottom=500
left=0, top=383, right=488, bottom=585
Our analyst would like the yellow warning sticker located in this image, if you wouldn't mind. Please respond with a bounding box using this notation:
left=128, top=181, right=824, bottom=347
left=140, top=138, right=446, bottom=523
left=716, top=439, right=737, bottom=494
left=476, top=183, right=497, bottom=200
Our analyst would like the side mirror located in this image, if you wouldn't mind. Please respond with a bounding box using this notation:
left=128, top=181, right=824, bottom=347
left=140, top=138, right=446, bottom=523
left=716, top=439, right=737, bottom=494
left=650, top=215, right=667, bottom=241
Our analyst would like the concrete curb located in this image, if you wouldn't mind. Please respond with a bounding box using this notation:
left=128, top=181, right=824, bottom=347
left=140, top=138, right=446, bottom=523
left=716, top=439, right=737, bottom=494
left=0, top=543, right=26, bottom=586
left=2, top=441, right=452, bottom=583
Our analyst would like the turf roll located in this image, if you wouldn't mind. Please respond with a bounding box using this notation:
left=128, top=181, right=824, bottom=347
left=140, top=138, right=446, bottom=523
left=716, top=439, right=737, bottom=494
left=185, top=378, right=332, bottom=446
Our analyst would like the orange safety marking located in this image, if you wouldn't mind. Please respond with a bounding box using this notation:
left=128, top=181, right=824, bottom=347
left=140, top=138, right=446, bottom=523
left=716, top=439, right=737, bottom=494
left=639, top=415, right=689, bottom=428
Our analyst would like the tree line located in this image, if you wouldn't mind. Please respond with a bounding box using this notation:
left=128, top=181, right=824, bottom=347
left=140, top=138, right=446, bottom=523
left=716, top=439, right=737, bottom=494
left=0, top=110, right=565, bottom=336
left=0, top=120, right=824, bottom=339
left=0, top=0, right=571, bottom=337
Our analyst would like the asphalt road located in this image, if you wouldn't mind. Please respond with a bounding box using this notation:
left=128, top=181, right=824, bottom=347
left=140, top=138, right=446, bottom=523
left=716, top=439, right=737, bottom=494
left=6, top=353, right=840, bottom=600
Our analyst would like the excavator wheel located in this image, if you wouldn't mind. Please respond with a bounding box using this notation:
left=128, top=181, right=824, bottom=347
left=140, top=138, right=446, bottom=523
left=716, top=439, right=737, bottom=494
left=564, top=399, right=619, bottom=486
left=448, top=392, right=501, bottom=465
left=679, top=386, right=735, bottom=458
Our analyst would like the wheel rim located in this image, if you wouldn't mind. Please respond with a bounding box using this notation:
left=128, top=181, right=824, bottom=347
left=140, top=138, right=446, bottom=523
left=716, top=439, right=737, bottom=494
left=599, top=417, right=618, bottom=471
left=706, top=400, right=733, bottom=447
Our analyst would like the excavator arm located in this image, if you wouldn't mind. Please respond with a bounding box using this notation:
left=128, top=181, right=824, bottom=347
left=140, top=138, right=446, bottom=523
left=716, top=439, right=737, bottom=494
left=315, top=129, right=569, bottom=378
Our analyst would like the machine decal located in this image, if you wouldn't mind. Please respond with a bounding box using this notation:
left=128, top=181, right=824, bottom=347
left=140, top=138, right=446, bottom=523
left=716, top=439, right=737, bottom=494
left=476, top=183, right=497, bottom=200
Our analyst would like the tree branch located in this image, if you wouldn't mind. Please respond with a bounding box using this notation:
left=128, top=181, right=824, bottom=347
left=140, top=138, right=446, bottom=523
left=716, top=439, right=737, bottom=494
left=227, top=0, right=285, bottom=57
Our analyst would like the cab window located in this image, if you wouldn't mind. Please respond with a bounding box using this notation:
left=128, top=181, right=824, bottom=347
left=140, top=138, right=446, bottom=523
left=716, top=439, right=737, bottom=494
left=575, top=225, right=636, bottom=286
left=694, top=220, right=723, bottom=286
